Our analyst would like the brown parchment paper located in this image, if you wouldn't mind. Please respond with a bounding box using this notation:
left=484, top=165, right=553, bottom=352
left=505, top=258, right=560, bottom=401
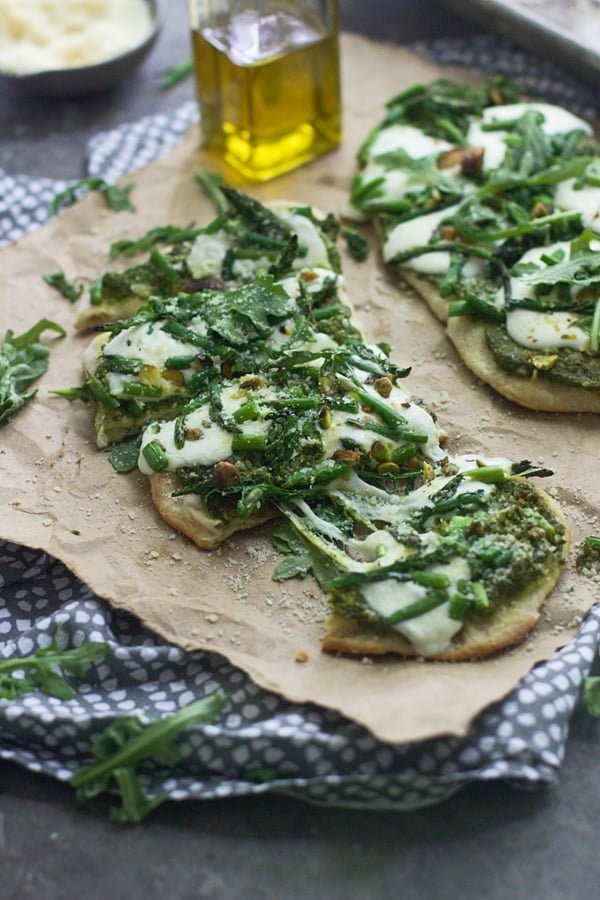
left=0, top=36, right=597, bottom=744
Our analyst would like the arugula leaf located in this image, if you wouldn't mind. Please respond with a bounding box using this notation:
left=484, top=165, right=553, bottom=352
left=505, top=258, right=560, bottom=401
left=108, top=435, right=143, bottom=473
left=0, top=318, right=65, bottom=426
left=194, top=168, right=230, bottom=216
left=518, top=231, right=600, bottom=287
left=201, top=279, right=296, bottom=346
left=0, top=632, right=108, bottom=700
left=272, top=520, right=340, bottom=588
left=71, top=693, right=227, bottom=824
left=109, top=225, right=204, bottom=259
left=221, top=187, right=292, bottom=243
left=583, top=676, right=600, bottom=717
left=380, top=77, right=523, bottom=146
left=159, top=55, right=193, bottom=90
left=50, top=178, right=135, bottom=215
left=43, top=271, right=84, bottom=302
left=341, top=227, right=370, bottom=262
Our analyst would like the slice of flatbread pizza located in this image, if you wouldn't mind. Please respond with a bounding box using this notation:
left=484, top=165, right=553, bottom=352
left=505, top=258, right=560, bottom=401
left=75, top=187, right=341, bottom=330
left=347, top=78, right=600, bottom=411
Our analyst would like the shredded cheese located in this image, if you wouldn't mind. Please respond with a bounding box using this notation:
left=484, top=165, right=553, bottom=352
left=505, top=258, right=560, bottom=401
left=0, top=0, right=154, bottom=75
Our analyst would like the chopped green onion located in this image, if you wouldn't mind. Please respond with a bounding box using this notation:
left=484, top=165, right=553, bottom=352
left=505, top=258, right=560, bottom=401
left=142, top=441, right=169, bottom=472
left=164, top=355, right=197, bottom=370
left=232, top=433, right=266, bottom=453
left=463, top=465, right=509, bottom=484
left=386, top=591, right=448, bottom=625
left=233, top=397, right=260, bottom=423
left=122, top=382, right=163, bottom=398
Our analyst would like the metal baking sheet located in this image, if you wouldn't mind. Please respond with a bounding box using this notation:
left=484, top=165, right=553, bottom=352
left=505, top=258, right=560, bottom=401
left=440, top=0, right=600, bottom=85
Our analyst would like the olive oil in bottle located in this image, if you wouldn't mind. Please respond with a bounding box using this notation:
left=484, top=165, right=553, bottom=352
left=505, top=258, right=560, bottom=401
left=190, top=3, right=341, bottom=181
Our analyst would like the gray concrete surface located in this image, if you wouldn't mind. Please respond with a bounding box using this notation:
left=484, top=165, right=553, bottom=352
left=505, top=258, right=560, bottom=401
left=1, top=2, right=599, bottom=898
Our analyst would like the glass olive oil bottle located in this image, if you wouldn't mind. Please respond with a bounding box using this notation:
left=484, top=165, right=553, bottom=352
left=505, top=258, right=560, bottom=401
left=188, top=1, right=341, bottom=181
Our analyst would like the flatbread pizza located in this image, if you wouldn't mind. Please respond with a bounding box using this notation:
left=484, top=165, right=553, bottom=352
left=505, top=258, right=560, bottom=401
left=68, top=182, right=568, bottom=661
left=347, top=78, right=600, bottom=412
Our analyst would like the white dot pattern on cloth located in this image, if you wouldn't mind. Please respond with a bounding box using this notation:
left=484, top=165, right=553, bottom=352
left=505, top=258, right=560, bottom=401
left=1, top=39, right=599, bottom=810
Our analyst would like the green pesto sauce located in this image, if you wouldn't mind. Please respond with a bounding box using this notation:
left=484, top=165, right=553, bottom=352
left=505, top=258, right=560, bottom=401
left=485, top=324, right=600, bottom=391
left=328, top=479, right=565, bottom=632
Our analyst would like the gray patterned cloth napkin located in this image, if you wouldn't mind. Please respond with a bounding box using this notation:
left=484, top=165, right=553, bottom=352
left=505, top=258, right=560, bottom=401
left=0, top=37, right=598, bottom=811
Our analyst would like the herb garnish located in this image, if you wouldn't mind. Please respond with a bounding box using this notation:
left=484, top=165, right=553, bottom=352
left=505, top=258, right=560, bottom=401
left=159, top=55, right=193, bottom=90
left=272, top=520, right=341, bottom=586
left=43, top=271, right=84, bottom=302
left=50, top=177, right=136, bottom=215
left=194, top=168, right=231, bottom=216
left=0, top=318, right=65, bottom=426
left=0, top=633, right=108, bottom=700
left=583, top=677, right=600, bottom=717
left=71, top=693, right=227, bottom=824
left=341, top=227, right=370, bottom=261
left=109, top=225, right=205, bottom=259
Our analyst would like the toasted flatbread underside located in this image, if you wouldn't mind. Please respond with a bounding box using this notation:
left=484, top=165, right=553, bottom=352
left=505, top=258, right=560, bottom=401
left=150, top=472, right=278, bottom=551
left=322, top=488, right=569, bottom=661
left=447, top=317, right=600, bottom=414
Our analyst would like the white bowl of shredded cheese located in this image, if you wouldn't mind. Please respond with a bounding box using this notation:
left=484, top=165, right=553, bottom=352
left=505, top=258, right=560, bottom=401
left=0, top=0, right=159, bottom=94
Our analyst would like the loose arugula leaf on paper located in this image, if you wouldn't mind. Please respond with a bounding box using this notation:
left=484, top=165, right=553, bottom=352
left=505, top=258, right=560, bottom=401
left=50, top=177, right=136, bottom=215
left=0, top=318, right=65, bottom=426
left=43, top=271, right=84, bottom=302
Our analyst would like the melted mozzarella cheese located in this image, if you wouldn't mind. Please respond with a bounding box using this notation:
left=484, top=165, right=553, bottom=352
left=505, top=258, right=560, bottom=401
left=467, top=102, right=592, bottom=171
left=103, top=322, right=203, bottom=395
left=186, top=232, right=231, bottom=279
left=366, top=125, right=451, bottom=161
left=382, top=204, right=460, bottom=273
left=103, top=323, right=202, bottom=367
left=320, top=410, right=380, bottom=457
left=555, top=178, right=600, bottom=232
left=268, top=203, right=330, bottom=269
left=506, top=309, right=590, bottom=351
left=139, top=405, right=233, bottom=474
left=361, top=383, right=445, bottom=461
left=361, top=556, right=470, bottom=655
left=496, top=240, right=595, bottom=351
left=277, top=268, right=345, bottom=301
left=356, top=161, right=424, bottom=207
left=232, top=256, right=271, bottom=280
left=138, top=383, right=274, bottom=473
left=503, top=242, right=571, bottom=305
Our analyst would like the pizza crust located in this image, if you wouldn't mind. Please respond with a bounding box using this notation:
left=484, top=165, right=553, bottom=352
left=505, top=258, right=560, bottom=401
left=76, top=297, right=146, bottom=332
left=399, top=269, right=449, bottom=323
left=322, top=487, right=569, bottom=661
left=447, top=316, right=600, bottom=414
left=150, top=472, right=278, bottom=551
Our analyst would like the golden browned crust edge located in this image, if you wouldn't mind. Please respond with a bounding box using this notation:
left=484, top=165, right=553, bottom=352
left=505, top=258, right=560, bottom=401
left=322, top=487, right=569, bottom=661
left=446, top=316, right=600, bottom=414
left=76, top=297, right=145, bottom=332
left=150, top=472, right=278, bottom=551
